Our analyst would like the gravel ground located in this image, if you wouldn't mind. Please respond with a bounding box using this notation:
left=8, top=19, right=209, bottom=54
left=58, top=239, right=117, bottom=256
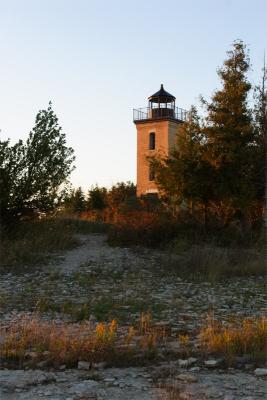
left=0, top=233, right=266, bottom=399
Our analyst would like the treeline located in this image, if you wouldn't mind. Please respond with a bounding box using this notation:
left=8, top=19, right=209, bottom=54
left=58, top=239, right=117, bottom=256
left=62, top=182, right=137, bottom=217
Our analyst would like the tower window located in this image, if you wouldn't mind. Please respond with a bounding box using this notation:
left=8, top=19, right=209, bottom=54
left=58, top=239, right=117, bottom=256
left=149, top=132, right=155, bottom=150
left=149, top=164, right=155, bottom=181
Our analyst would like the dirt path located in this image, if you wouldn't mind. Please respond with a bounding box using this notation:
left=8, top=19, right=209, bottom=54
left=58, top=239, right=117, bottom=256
left=54, top=233, right=153, bottom=275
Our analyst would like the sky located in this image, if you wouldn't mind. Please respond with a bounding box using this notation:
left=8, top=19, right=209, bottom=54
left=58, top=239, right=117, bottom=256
left=0, top=0, right=266, bottom=189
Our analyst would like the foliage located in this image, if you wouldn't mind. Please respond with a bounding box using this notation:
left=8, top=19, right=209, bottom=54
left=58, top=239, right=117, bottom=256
left=151, top=106, right=214, bottom=215
left=152, top=41, right=265, bottom=229
left=108, top=211, right=178, bottom=248
left=202, top=40, right=259, bottom=215
left=0, top=102, right=75, bottom=223
left=107, top=181, right=137, bottom=212
left=64, top=186, right=87, bottom=213
left=87, top=185, right=107, bottom=211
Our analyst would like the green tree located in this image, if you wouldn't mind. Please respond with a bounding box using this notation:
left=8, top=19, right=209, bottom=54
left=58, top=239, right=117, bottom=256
left=152, top=41, right=261, bottom=227
left=202, top=40, right=256, bottom=220
left=253, top=61, right=267, bottom=236
left=0, top=102, right=75, bottom=223
left=107, top=182, right=136, bottom=212
left=87, top=186, right=107, bottom=211
left=152, top=107, right=214, bottom=220
left=65, top=187, right=86, bottom=213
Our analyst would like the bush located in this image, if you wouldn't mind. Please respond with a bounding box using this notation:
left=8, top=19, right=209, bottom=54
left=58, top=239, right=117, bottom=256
left=108, top=211, right=178, bottom=248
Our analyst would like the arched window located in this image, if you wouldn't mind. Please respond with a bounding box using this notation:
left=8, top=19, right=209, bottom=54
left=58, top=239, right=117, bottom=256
left=149, top=164, right=155, bottom=181
left=149, top=132, right=155, bottom=150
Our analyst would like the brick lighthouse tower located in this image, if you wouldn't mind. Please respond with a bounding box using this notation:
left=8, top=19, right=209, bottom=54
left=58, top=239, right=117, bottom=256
left=133, top=84, right=187, bottom=197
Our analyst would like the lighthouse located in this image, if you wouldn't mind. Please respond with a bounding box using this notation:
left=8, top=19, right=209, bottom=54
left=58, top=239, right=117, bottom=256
left=133, top=84, right=187, bottom=197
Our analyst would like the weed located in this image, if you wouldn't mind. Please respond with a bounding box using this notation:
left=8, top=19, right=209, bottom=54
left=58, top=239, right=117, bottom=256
left=0, top=313, right=167, bottom=368
left=199, top=315, right=267, bottom=361
left=0, top=316, right=117, bottom=367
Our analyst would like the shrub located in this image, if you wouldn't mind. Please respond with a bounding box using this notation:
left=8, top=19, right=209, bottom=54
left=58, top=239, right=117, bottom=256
left=108, top=211, right=178, bottom=248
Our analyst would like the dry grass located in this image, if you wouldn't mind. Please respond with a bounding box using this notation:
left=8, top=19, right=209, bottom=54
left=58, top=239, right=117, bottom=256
left=0, top=313, right=167, bottom=368
left=0, top=316, right=117, bottom=367
left=168, top=244, right=266, bottom=280
left=199, top=315, right=267, bottom=360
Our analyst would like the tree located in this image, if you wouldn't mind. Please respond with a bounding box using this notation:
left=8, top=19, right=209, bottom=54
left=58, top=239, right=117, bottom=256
left=64, top=187, right=86, bottom=213
left=107, top=182, right=136, bottom=212
left=152, top=41, right=263, bottom=228
left=202, top=40, right=256, bottom=221
left=0, top=102, right=75, bottom=223
left=253, top=59, right=267, bottom=237
left=152, top=107, right=214, bottom=221
left=87, top=186, right=107, bottom=211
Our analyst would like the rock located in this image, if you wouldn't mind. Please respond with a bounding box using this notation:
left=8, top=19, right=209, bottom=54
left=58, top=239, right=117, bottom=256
left=37, top=360, right=49, bottom=368
left=77, top=360, right=90, bottom=370
left=254, top=368, right=267, bottom=377
left=104, top=377, right=116, bottom=385
left=93, top=361, right=107, bottom=369
left=178, top=357, right=197, bottom=367
left=204, top=359, right=221, bottom=368
left=177, top=373, right=198, bottom=383
left=190, top=366, right=200, bottom=372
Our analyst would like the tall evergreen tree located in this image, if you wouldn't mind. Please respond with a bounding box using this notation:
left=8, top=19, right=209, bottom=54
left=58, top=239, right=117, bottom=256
left=152, top=106, right=214, bottom=219
left=253, top=60, right=267, bottom=236
left=202, top=40, right=257, bottom=221
left=87, top=186, right=107, bottom=211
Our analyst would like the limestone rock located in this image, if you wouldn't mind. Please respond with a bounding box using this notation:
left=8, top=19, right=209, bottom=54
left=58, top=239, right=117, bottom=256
left=178, top=357, right=197, bottom=367
left=177, top=373, right=198, bottom=383
left=204, top=359, right=221, bottom=368
left=254, top=368, right=267, bottom=377
left=77, top=360, right=90, bottom=370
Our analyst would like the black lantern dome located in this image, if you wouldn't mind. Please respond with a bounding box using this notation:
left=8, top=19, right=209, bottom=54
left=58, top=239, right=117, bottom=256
left=133, top=84, right=187, bottom=123
left=148, top=84, right=176, bottom=104
left=148, top=84, right=176, bottom=119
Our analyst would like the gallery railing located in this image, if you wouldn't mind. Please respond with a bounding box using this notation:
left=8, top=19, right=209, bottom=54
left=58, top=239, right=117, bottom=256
left=133, top=106, right=188, bottom=122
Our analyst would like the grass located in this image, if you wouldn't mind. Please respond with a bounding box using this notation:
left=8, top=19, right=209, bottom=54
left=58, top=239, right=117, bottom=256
left=0, top=313, right=167, bottom=368
left=199, top=315, right=267, bottom=361
left=0, top=217, right=109, bottom=273
left=167, top=243, right=266, bottom=281
left=1, top=313, right=266, bottom=370
left=0, top=316, right=117, bottom=368
left=34, top=294, right=167, bottom=324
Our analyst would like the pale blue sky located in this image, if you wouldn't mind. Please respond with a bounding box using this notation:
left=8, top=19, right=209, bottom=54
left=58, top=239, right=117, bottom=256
left=0, top=0, right=266, bottom=189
